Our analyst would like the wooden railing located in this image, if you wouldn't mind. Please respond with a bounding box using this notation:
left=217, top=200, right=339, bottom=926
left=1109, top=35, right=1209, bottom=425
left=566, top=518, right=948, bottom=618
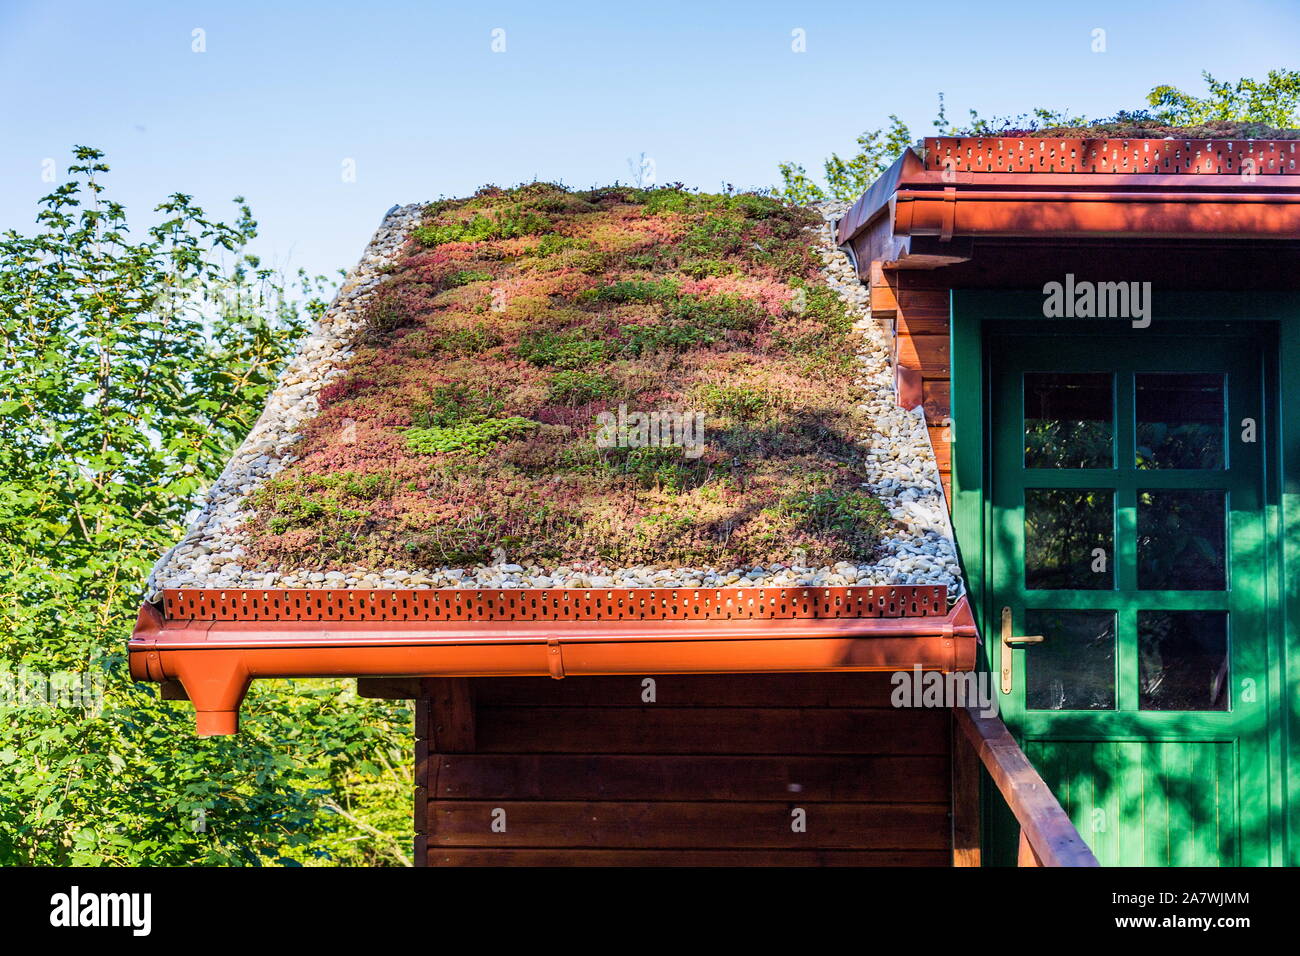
left=951, top=706, right=1100, bottom=867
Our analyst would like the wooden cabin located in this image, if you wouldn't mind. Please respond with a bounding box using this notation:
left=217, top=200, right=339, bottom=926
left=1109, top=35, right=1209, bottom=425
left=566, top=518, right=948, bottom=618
left=130, top=139, right=1300, bottom=866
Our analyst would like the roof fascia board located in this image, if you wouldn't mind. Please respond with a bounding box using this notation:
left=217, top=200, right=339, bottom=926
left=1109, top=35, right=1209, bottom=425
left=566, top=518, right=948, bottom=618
left=835, top=148, right=926, bottom=246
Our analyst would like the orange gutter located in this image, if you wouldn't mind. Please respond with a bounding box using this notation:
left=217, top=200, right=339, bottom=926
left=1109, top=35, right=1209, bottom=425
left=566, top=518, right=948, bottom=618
left=891, top=187, right=1300, bottom=240
left=128, top=591, right=979, bottom=736
left=893, top=171, right=1300, bottom=190
left=899, top=188, right=1300, bottom=204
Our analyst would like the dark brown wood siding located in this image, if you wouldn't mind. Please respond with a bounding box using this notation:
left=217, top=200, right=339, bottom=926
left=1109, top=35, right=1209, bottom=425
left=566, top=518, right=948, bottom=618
left=419, top=673, right=952, bottom=867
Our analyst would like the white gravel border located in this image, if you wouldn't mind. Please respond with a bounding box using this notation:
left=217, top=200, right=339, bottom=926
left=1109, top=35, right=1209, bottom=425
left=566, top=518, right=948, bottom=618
left=147, top=199, right=965, bottom=599
left=145, top=203, right=426, bottom=600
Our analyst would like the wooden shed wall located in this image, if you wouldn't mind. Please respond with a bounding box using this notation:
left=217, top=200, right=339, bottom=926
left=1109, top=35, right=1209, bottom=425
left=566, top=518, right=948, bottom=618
left=416, top=674, right=952, bottom=866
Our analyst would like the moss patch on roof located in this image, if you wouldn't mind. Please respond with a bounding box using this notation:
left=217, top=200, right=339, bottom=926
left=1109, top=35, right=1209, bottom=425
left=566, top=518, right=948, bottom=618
left=242, top=183, right=893, bottom=572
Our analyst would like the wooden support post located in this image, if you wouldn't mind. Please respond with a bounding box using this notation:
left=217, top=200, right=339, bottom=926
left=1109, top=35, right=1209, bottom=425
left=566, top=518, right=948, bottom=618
left=951, top=710, right=982, bottom=867
left=413, top=695, right=429, bottom=868
left=955, top=706, right=1099, bottom=867
left=419, top=678, right=475, bottom=868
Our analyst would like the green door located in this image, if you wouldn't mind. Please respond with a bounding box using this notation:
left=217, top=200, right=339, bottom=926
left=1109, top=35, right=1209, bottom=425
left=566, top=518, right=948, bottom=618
left=989, top=323, right=1274, bottom=866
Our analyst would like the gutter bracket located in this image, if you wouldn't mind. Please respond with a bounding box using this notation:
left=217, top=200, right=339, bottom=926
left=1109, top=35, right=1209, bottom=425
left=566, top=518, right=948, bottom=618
left=547, top=639, right=565, bottom=680
left=940, top=186, right=956, bottom=242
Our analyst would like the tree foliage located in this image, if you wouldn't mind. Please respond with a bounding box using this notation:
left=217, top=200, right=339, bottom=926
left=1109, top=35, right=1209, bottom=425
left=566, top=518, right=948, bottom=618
left=1147, top=69, right=1300, bottom=127
left=0, top=148, right=412, bottom=865
left=778, top=115, right=915, bottom=205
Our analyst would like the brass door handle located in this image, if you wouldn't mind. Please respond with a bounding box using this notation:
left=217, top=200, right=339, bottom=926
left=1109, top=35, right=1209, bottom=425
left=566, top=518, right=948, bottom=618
left=1000, top=606, right=1044, bottom=694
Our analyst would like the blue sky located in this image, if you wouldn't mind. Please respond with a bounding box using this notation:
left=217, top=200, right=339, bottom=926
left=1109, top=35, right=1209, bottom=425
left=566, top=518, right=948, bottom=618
left=2, top=0, right=1297, bottom=282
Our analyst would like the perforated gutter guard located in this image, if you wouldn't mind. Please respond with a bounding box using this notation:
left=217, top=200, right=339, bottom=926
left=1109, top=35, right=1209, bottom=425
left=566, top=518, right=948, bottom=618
left=129, top=585, right=978, bottom=735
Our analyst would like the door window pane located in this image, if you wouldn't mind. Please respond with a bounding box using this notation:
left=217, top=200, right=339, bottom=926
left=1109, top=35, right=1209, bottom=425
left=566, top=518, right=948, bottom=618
left=1025, top=609, right=1116, bottom=710
left=1138, top=610, right=1229, bottom=711
left=1025, top=489, right=1114, bottom=589
left=1137, top=490, right=1226, bottom=590
left=1136, top=373, right=1225, bottom=469
left=1024, top=372, right=1114, bottom=468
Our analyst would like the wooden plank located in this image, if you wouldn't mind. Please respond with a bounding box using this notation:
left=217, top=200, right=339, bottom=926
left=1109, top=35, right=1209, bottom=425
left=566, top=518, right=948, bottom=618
left=895, top=308, right=951, bottom=326
left=869, top=261, right=898, bottom=315
left=955, top=707, right=1099, bottom=867
left=870, top=286, right=898, bottom=316
left=428, top=801, right=951, bottom=849
left=894, top=271, right=951, bottom=292
left=473, top=673, right=902, bottom=708
left=922, top=379, right=951, bottom=425
left=895, top=333, right=950, bottom=374
left=427, top=848, right=950, bottom=867
left=425, top=677, right=475, bottom=753
left=895, top=314, right=950, bottom=337
left=928, top=426, right=952, bottom=474
left=472, top=707, right=950, bottom=755
left=950, top=711, right=981, bottom=867
left=432, top=754, right=950, bottom=803
left=894, top=290, right=950, bottom=310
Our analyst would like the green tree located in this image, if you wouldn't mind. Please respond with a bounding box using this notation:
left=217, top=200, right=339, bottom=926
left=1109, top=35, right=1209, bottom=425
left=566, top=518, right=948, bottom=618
left=0, top=147, right=412, bottom=865
left=1148, top=69, right=1300, bottom=127
left=778, top=115, right=914, bottom=204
